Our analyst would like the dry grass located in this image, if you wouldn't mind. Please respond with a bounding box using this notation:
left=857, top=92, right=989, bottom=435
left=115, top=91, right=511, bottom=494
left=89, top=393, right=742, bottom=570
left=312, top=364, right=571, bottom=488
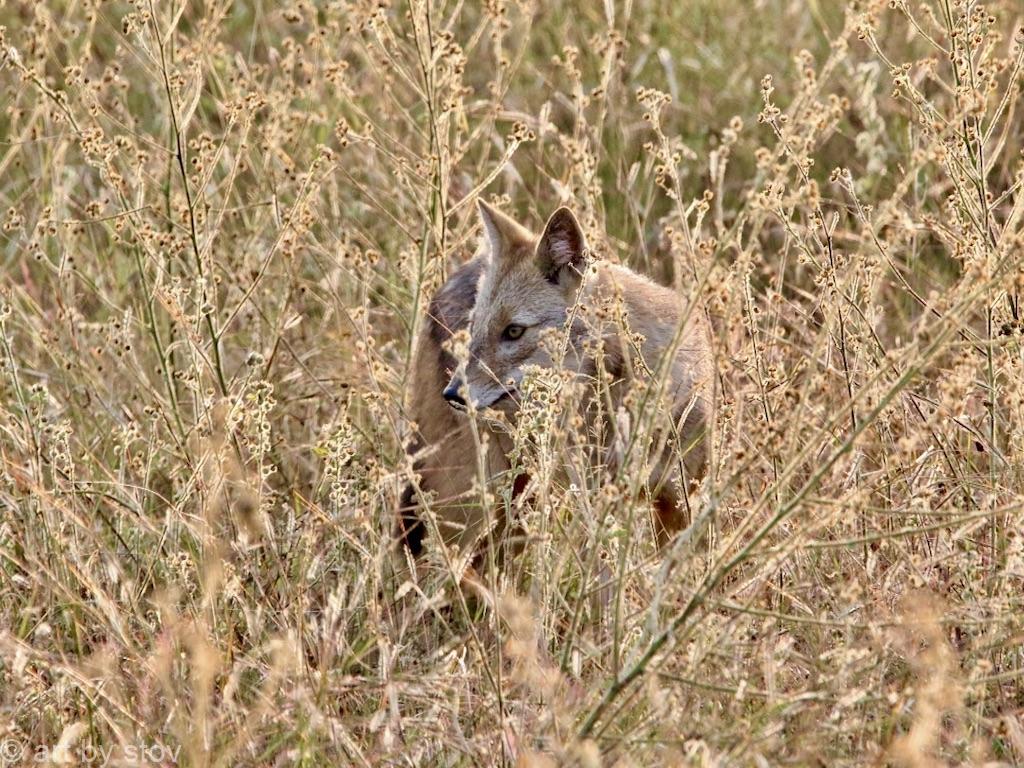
left=1, top=0, right=1023, bottom=765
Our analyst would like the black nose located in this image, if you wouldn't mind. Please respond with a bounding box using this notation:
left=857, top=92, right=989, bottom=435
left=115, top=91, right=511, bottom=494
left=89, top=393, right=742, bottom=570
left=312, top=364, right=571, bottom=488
left=442, top=380, right=466, bottom=407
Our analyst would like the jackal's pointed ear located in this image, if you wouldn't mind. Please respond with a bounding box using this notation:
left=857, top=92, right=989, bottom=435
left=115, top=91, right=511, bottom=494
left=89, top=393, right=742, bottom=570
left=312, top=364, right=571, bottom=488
left=477, top=199, right=532, bottom=261
left=536, top=207, right=587, bottom=286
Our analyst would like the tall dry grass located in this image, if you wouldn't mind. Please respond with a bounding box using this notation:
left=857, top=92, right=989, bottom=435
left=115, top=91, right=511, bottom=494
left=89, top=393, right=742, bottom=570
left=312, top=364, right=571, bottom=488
left=1, top=0, right=1022, bottom=765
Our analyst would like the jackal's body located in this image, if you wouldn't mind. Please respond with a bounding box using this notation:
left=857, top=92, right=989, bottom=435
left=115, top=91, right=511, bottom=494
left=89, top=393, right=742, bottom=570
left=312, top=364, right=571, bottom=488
left=398, top=203, right=712, bottom=555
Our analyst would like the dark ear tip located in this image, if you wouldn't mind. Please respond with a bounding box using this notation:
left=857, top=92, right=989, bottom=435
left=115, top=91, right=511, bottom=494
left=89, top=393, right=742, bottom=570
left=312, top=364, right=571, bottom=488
left=543, top=206, right=584, bottom=243
left=548, top=206, right=577, bottom=224
left=544, top=208, right=584, bottom=242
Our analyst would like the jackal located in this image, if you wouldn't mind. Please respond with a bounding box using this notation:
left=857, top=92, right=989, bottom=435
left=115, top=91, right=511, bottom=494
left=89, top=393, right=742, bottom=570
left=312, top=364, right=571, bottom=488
left=397, top=201, right=712, bottom=557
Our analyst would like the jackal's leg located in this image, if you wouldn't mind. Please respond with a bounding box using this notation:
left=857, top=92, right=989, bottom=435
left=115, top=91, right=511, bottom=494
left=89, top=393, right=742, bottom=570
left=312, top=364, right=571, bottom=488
left=396, top=429, right=516, bottom=557
left=652, top=484, right=688, bottom=548
left=648, top=440, right=703, bottom=547
left=396, top=482, right=425, bottom=557
left=649, top=395, right=711, bottom=545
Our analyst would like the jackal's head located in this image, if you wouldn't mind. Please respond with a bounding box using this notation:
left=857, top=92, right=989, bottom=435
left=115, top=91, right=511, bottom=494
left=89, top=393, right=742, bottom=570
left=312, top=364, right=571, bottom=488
left=443, top=201, right=588, bottom=413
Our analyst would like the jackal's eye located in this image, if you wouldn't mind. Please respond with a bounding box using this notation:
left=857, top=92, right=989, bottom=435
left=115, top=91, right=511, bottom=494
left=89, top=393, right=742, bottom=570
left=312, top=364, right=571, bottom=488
left=502, top=324, right=526, bottom=341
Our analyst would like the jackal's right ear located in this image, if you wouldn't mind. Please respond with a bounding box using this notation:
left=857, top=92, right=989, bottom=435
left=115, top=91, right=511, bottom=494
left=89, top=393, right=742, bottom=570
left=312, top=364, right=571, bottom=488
left=536, top=207, right=587, bottom=287
left=477, top=199, right=532, bottom=261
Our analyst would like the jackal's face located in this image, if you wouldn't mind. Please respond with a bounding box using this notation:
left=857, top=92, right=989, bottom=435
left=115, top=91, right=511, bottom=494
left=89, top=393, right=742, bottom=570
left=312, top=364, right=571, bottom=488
left=443, top=202, right=588, bottom=413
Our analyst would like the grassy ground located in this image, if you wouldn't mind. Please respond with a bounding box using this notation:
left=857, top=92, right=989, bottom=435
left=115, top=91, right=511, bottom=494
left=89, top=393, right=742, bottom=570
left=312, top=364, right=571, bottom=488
left=1, top=0, right=1023, bottom=765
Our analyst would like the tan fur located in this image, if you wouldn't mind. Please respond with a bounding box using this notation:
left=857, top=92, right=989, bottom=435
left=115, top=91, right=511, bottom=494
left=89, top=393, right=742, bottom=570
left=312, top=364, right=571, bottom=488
left=397, top=259, right=513, bottom=556
left=398, top=202, right=713, bottom=554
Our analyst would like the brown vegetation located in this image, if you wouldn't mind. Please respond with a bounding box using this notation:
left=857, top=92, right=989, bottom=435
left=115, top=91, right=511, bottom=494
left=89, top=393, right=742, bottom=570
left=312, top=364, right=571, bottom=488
left=1, top=0, right=1022, bottom=764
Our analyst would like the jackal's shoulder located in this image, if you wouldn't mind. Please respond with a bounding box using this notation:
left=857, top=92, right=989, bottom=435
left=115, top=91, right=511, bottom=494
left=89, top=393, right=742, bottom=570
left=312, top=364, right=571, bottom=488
left=593, top=261, right=712, bottom=378
left=594, top=262, right=692, bottom=317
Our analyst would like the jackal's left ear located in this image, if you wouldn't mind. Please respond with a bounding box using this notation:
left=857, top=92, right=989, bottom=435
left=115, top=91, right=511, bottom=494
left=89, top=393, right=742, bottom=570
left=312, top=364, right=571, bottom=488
left=536, top=207, right=587, bottom=286
left=478, top=199, right=532, bottom=261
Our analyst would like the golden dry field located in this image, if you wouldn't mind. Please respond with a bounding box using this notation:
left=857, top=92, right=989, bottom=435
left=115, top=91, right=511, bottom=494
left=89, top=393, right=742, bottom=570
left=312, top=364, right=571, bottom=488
left=1, top=0, right=1023, bottom=765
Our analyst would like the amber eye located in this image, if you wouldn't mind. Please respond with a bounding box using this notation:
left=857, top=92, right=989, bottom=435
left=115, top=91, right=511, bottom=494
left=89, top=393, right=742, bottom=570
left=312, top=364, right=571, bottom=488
left=502, top=324, right=526, bottom=341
